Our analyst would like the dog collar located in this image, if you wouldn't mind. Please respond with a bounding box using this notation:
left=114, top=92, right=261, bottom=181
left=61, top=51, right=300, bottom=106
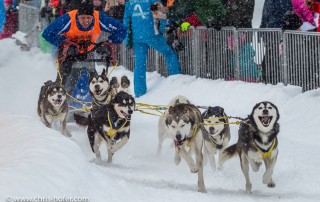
left=253, top=138, right=277, bottom=159
left=186, top=123, right=200, bottom=147
left=106, top=111, right=128, bottom=138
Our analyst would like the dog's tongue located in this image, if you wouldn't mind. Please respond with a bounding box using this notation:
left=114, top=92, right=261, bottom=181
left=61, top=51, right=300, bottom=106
left=54, top=100, right=61, bottom=105
left=262, top=116, right=269, bottom=124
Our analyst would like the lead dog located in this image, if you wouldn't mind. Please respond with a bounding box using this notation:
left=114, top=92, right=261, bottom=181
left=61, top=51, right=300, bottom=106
left=220, top=101, right=280, bottom=193
left=74, top=91, right=135, bottom=163
left=37, top=80, right=71, bottom=137
left=158, top=95, right=206, bottom=193
left=202, top=106, right=230, bottom=171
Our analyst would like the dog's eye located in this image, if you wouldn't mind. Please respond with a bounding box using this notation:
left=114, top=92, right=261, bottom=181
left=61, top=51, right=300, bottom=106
left=99, top=80, right=104, bottom=83
left=258, top=107, right=263, bottom=110
left=91, top=81, right=96, bottom=84
left=171, top=125, right=176, bottom=129
left=268, top=107, right=272, bottom=109
left=181, top=124, right=185, bottom=128
left=207, top=120, right=211, bottom=124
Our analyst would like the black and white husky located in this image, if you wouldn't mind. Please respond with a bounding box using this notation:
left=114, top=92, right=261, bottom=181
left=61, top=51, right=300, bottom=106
left=158, top=95, right=206, bottom=193
left=74, top=91, right=135, bottom=163
left=202, top=106, right=230, bottom=171
left=220, top=101, right=280, bottom=193
left=89, top=70, right=131, bottom=108
left=89, top=68, right=111, bottom=107
left=37, top=80, right=71, bottom=137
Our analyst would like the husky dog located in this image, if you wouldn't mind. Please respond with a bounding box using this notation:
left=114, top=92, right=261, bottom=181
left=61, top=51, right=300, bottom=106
left=109, top=75, right=131, bottom=96
left=202, top=106, right=230, bottom=171
left=37, top=80, right=71, bottom=137
left=220, top=101, right=280, bottom=193
left=159, top=96, right=206, bottom=193
left=89, top=68, right=111, bottom=107
left=74, top=91, right=135, bottom=163
left=157, top=95, right=190, bottom=156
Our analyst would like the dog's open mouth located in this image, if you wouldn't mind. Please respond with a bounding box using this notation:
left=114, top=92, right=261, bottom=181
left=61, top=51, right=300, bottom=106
left=259, top=116, right=273, bottom=126
left=53, top=99, right=63, bottom=105
left=94, top=89, right=103, bottom=95
left=174, top=138, right=186, bottom=147
left=120, top=110, right=131, bottom=120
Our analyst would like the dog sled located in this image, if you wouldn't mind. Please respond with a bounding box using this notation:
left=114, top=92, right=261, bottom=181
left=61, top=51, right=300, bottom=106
left=57, top=41, right=115, bottom=120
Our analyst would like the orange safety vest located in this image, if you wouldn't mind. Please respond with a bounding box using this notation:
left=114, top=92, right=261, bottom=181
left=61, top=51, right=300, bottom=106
left=167, top=0, right=175, bottom=7
left=62, top=10, right=101, bottom=53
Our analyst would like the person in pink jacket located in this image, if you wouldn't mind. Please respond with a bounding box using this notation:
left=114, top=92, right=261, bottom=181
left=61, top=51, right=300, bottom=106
left=292, top=0, right=316, bottom=26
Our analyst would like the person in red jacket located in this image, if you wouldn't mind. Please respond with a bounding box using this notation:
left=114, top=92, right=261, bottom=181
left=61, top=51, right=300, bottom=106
left=0, top=0, right=18, bottom=39
left=305, top=0, right=320, bottom=31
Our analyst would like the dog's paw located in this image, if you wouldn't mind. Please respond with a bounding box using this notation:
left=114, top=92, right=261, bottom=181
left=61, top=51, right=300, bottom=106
left=267, top=182, right=276, bottom=188
left=198, top=187, right=207, bottom=193
left=190, top=165, right=199, bottom=173
left=245, top=183, right=252, bottom=193
left=174, top=154, right=181, bottom=165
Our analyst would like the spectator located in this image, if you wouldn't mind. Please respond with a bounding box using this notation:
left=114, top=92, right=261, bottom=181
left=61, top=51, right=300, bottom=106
left=42, top=0, right=126, bottom=93
left=292, top=0, right=316, bottom=31
left=281, top=10, right=303, bottom=30
left=0, top=0, right=18, bottom=39
left=260, top=0, right=293, bottom=28
left=108, top=0, right=125, bottom=23
left=0, top=0, right=5, bottom=33
left=305, top=0, right=320, bottom=32
left=167, top=0, right=225, bottom=30
left=123, top=0, right=181, bottom=97
left=222, top=0, right=255, bottom=28
left=228, top=33, right=260, bottom=82
left=93, top=0, right=105, bottom=11
left=260, top=0, right=292, bottom=84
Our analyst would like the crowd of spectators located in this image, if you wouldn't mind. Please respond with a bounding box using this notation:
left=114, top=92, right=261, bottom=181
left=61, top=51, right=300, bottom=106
left=1, top=0, right=320, bottom=95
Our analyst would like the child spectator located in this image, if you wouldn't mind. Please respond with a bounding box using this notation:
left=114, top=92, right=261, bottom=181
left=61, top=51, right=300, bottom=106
left=292, top=0, right=316, bottom=31
left=0, top=0, right=18, bottom=39
left=228, top=33, right=260, bottom=82
left=305, top=0, right=320, bottom=32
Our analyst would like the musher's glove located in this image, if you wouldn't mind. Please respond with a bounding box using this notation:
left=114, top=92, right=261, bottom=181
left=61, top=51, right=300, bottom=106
left=180, top=22, right=190, bottom=32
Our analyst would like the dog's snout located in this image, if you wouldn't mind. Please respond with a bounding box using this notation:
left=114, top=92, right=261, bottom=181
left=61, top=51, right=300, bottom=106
left=57, top=94, right=62, bottom=99
left=263, top=109, right=269, bottom=114
left=94, top=84, right=100, bottom=89
left=209, top=127, right=215, bottom=134
left=128, top=109, right=133, bottom=114
left=176, top=134, right=182, bottom=140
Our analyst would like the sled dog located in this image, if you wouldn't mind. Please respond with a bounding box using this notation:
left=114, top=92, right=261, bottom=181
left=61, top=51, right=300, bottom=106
left=109, top=75, right=131, bottom=96
left=89, top=68, right=111, bottom=107
left=220, top=101, right=280, bottom=193
left=157, top=95, right=190, bottom=156
left=74, top=91, right=135, bottom=163
left=37, top=80, right=70, bottom=137
left=202, top=106, right=230, bottom=170
left=158, top=95, right=206, bottom=192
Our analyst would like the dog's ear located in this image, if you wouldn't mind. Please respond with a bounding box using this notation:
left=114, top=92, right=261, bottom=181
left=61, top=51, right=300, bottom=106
left=165, top=115, right=173, bottom=126
left=168, top=106, right=174, bottom=114
left=110, top=76, right=117, bottom=85
left=90, top=70, right=98, bottom=79
left=121, top=75, right=130, bottom=87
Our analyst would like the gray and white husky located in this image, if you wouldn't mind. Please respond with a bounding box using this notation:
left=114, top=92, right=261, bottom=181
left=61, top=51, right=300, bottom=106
left=37, top=80, right=71, bottom=137
left=158, top=95, right=206, bottom=193
left=201, top=106, right=230, bottom=171
left=220, top=101, right=280, bottom=193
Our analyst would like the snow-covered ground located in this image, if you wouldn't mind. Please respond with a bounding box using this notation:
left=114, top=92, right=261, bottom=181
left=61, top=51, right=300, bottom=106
left=1, top=37, right=320, bottom=202
left=1, top=1, right=320, bottom=201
